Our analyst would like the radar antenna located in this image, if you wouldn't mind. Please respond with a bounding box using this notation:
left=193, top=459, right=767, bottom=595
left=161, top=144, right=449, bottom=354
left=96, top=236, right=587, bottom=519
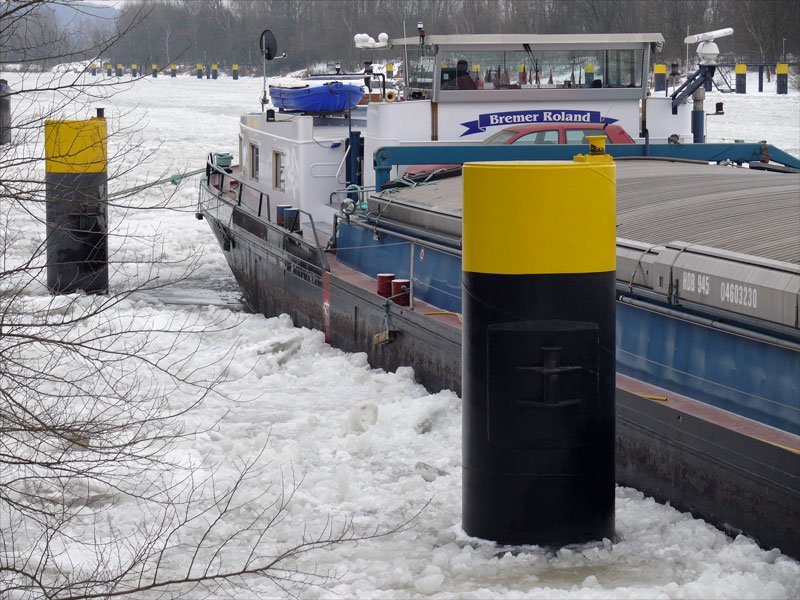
left=670, top=27, right=733, bottom=142
left=671, top=27, right=732, bottom=112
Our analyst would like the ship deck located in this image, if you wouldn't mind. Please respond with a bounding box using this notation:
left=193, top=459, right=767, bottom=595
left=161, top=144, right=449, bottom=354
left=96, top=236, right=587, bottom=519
left=374, top=160, right=800, bottom=265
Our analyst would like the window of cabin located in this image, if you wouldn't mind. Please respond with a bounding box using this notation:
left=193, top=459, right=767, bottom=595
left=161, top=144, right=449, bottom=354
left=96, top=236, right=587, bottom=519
left=436, top=48, right=643, bottom=90
left=407, top=55, right=435, bottom=97
left=250, top=143, right=259, bottom=180
left=272, top=150, right=285, bottom=191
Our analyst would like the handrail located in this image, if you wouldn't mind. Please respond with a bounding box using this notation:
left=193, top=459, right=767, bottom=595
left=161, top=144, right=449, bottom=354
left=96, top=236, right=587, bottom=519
left=296, top=208, right=330, bottom=271
left=204, top=159, right=329, bottom=271
left=371, top=142, right=800, bottom=191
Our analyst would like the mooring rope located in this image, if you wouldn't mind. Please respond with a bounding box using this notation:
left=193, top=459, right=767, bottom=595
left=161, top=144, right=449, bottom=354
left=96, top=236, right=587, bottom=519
left=107, top=167, right=207, bottom=198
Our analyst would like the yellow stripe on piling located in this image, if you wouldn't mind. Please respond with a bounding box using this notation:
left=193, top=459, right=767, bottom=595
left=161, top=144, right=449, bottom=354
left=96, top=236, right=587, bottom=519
left=777, top=63, right=789, bottom=74
left=44, top=118, right=107, bottom=174
left=735, top=63, right=746, bottom=74
left=463, top=160, right=616, bottom=275
left=585, top=64, right=595, bottom=74
left=654, top=64, right=666, bottom=74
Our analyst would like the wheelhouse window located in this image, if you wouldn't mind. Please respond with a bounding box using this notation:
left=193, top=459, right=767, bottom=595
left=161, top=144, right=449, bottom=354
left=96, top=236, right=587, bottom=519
left=437, top=48, right=643, bottom=90
left=407, top=55, right=435, bottom=98
left=250, top=143, right=259, bottom=180
left=272, top=150, right=285, bottom=191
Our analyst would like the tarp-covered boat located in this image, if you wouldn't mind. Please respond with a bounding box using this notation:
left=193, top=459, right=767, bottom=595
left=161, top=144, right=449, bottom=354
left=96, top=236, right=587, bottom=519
left=269, top=81, right=364, bottom=112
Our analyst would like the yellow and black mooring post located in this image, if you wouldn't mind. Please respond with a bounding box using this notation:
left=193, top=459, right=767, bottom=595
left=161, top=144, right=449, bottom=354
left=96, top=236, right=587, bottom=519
left=152, top=63, right=158, bottom=78
left=584, top=63, right=595, bottom=86
left=654, top=63, right=666, bottom=92
left=735, top=63, right=747, bottom=93
left=0, top=79, right=11, bottom=145
left=232, top=63, right=239, bottom=80
left=196, top=63, right=203, bottom=79
left=90, top=63, right=97, bottom=76
left=45, top=109, right=108, bottom=294
left=462, top=140, right=616, bottom=546
left=211, top=63, right=218, bottom=80
left=777, top=63, right=788, bottom=95
left=115, top=63, right=123, bottom=77
left=170, top=64, right=177, bottom=78
left=131, top=63, right=138, bottom=77
left=106, top=63, right=112, bottom=76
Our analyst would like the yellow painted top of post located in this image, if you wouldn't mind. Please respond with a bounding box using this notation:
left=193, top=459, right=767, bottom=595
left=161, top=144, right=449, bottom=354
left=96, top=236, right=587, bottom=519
left=585, top=64, right=595, bottom=73
left=152, top=63, right=158, bottom=69
left=171, top=64, right=177, bottom=69
left=197, top=64, right=203, bottom=69
left=777, top=63, right=788, bottom=74
left=735, top=63, right=746, bottom=74
left=462, top=161, right=616, bottom=275
left=212, top=63, right=218, bottom=69
left=132, top=63, right=137, bottom=69
left=233, top=64, right=239, bottom=69
left=654, top=64, right=666, bottom=74
left=45, top=117, right=107, bottom=174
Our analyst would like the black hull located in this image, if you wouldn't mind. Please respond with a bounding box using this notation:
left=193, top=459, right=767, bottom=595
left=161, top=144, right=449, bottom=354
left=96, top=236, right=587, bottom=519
left=204, top=203, right=800, bottom=560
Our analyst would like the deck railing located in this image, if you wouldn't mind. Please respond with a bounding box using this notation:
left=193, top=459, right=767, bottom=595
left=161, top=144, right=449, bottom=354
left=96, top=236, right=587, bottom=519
left=203, top=160, right=330, bottom=271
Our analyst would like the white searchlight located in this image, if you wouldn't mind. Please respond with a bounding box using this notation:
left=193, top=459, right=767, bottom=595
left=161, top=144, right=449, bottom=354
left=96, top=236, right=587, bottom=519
left=354, top=32, right=389, bottom=49
left=684, top=27, right=733, bottom=66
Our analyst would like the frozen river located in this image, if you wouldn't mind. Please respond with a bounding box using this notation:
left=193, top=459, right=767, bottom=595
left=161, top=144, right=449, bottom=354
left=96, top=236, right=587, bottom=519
left=2, top=68, right=798, bottom=599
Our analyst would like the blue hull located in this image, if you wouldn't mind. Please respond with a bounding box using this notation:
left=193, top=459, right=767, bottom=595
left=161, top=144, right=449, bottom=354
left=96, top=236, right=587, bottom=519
left=269, top=82, right=364, bottom=112
left=336, top=220, right=800, bottom=435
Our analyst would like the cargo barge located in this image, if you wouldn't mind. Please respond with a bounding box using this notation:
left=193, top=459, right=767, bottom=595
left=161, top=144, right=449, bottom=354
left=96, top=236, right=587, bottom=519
left=197, top=31, right=800, bottom=557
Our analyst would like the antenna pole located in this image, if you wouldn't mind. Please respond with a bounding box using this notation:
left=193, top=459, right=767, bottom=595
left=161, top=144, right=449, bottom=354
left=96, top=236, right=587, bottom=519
left=685, top=25, right=689, bottom=70
left=403, top=21, right=409, bottom=92
left=261, top=52, right=268, bottom=110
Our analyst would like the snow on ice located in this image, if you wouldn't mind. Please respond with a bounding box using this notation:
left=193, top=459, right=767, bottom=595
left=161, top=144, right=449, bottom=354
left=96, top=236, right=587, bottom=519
left=1, top=68, right=798, bottom=598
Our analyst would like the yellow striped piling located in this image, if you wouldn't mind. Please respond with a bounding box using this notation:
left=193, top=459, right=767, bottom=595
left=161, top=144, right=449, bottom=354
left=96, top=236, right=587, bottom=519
left=777, top=63, right=788, bottom=94
left=735, top=63, right=747, bottom=93
left=462, top=152, right=616, bottom=545
left=45, top=110, right=108, bottom=294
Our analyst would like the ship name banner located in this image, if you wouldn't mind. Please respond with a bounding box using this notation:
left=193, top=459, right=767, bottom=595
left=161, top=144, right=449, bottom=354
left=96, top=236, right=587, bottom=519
left=460, top=110, right=617, bottom=136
